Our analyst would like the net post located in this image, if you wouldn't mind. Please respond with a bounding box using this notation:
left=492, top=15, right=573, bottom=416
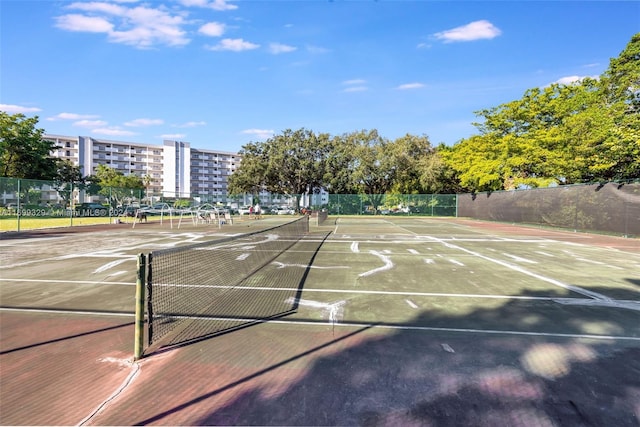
left=134, top=253, right=146, bottom=360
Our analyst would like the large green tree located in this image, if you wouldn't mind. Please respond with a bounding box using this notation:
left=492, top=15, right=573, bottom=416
left=230, top=128, right=331, bottom=209
left=388, top=134, right=434, bottom=194
left=444, top=33, right=640, bottom=191
left=0, top=112, right=60, bottom=179
left=52, top=160, right=84, bottom=208
left=89, top=164, right=145, bottom=207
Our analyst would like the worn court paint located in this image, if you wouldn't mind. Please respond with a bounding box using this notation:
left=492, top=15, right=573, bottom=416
left=441, top=343, right=455, bottom=353
left=235, top=253, right=251, bottom=261
left=92, top=259, right=130, bottom=274
left=106, top=271, right=128, bottom=278
left=286, top=297, right=346, bottom=324
left=407, top=249, right=419, bottom=255
left=534, top=251, right=555, bottom=257
left=350, top=242, right=359, bottom=253
left=78, top=359, right=141, bottom=426
left=359, top=250, right=394, bottom=277
left=424, top=258, right=435, bottom=264
left=449, top=259, right=464, bottom=266
left=272, top=261, right=349, bottom=270
left=405, top=299, right=419, bottom=309
left=502, top=253, right=537, bottom=264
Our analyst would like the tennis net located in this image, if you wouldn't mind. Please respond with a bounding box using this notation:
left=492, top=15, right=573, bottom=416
left=145, top=216, right=310, bottom=351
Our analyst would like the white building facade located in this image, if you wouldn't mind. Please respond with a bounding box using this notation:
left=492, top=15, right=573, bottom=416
left=45, top=134, right=240, bottom=203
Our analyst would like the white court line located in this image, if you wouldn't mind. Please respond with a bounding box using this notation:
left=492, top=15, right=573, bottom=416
left=2, top=307, right=637, bottom=342
left=407, top=249, right=419, bottom=255
left=534, top=251, right=555, bottom=257
left=449, top=259, right=465, bottom=266
left=350, top=242, right=360, bottom=253
left=0, top=307, right=134, bottom=317
left=0, top=278, right=134, bottom=286
left=502, top=253, right=537, bottom=264
left=421, top=234, right=614, bottom=302
left=4, top=279, right=637, bottom=310
left=145, top=283, right=589, bottom=301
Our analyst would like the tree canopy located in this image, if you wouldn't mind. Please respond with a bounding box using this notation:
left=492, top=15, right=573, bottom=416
left=90, top=164, right=145, bottom=207
left=442, top=33, right=639, bottom=191
left=3, top=34, right=637, bottom=198
left=0, top=112, right=60, bottom=179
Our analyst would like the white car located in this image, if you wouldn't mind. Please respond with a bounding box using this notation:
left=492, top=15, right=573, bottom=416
left=238, top=206, right=253, bottom=215
left=277, top=207, right=295, bottom=215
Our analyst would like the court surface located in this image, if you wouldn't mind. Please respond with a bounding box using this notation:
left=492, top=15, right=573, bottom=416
left=1, top=216, right=639, bottom=426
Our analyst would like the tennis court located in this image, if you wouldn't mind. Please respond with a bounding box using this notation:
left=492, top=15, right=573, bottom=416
left=1, top=216, right=639, bottom=426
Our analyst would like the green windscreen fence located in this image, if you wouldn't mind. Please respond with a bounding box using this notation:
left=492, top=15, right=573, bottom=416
left=457, top=182, right=640, bottom=237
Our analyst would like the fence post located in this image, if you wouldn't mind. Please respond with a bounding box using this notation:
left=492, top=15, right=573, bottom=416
left=17, top=179, right=21, bottom=232
left=69, top=182, right=74, bottom=227
left=455, top=194, right=459, bottom=218
left=134, top=253, right=147, bottom=360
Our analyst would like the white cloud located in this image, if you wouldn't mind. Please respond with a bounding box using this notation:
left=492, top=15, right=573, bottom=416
left=160, top=133, right=187, bottom=139
left=55, top=3, right=190, bottom=48
left=552, top=75, right=598, bottom=85
left=343, top=86, right=368, bottom=93
left=0, top=104, right=42, bottom=114
left=206, top=38, right=260, bottom=51
left=74, top=119, right=108, bottom=127
left=55, top=14, right=115, bottom=33
left=180, top=0, right=237, bottom=11
left=65, top=2, right=126, bottom=15
left=241, top=129, right=274, bottom=140
left=48, top=112, right=100, bottom=121
left=342, top=79, right=368, bottom=92
left=199, top=22, right=225, bottom=37
left=306, top=45, right=330, bottom=54
left=176, top=121, right=207, bottom=128
left=269, top=43, right=297, bottom=54
left=92, top=127, right=137, bottom=136
left=434, top=20, right=501, bottom=43
left=124, top=118, right=164, bottom=127
left=397, top=83, right=425, bottom=90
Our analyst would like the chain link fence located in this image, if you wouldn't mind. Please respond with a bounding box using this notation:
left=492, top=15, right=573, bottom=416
left=1, top=177, right=637, bottom=236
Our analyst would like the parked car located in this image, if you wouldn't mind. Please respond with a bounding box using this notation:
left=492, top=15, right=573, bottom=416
left=238, top=206, right=253, bottom=215
left=276, top=207, right=295, bottom=215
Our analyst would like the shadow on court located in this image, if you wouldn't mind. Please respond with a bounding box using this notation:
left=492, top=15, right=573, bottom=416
left=2, top=220, right=639, bottom=426
left=87, top=287, right=640, bottom=426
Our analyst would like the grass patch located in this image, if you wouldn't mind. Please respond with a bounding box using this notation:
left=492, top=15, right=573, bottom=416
left=0, top=216, right=114, bottom=232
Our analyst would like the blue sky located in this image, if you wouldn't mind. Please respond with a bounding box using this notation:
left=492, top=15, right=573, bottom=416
left=1, top=1, right=639, bottom=153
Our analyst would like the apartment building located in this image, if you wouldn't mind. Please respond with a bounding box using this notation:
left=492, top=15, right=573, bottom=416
left=45, top=134, right=240, bottom=203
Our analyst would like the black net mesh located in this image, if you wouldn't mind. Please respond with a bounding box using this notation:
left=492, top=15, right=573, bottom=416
left=146, top=216, right=311, bottom=349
